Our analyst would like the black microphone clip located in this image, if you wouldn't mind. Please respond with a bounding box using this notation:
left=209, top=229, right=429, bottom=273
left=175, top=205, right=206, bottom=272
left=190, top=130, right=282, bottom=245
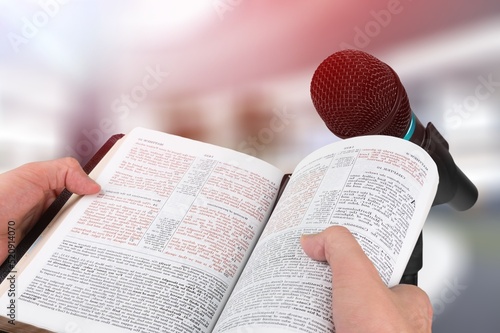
left=400, top=121, right=478, bottom=285
left=427, top=123, right=478, bottom=210
left=411, top=117, right=478, bottom=211
left=391, top=65, right=478, bottom=211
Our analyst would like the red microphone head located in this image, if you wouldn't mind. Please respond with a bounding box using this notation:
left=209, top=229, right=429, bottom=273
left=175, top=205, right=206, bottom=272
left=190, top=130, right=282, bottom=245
left=310, top=49, right=411, bottom=138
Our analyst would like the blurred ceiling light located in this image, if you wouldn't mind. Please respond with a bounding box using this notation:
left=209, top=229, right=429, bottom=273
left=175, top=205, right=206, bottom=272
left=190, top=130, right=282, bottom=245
left=440, top=91, right=497, bottom=131
left=116, top=1, right=214, bottom=43
left=384, top=16, right=500, bottom=77
left=0, top=129, right=57, bottom=146
left=444, top=109, right=494, bottom=131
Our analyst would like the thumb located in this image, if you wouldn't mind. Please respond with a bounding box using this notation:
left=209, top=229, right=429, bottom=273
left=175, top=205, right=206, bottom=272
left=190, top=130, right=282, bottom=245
left=301, top=226, right=383, bottom=287
left=57, top=158, right=101, bottom=195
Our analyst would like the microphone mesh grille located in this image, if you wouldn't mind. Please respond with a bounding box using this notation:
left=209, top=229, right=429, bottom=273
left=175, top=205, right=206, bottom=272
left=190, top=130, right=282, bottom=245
left=310, top=50, right=411, bottom=138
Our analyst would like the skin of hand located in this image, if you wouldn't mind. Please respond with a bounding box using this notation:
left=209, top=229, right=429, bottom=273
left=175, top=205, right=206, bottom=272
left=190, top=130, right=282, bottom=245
left=0, top=157, right=100, bottom=263
left=301, top=226, right=433, bottom=333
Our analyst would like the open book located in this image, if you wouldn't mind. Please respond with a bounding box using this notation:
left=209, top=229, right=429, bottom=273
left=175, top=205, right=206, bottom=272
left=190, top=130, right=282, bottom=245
left=0, top=127, right=438, bottom=333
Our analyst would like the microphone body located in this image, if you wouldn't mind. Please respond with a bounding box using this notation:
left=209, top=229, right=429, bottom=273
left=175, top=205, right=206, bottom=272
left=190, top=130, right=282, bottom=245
left=310, top=50, right=478, bottom=211
left=310, top=50, right=479, bottom=285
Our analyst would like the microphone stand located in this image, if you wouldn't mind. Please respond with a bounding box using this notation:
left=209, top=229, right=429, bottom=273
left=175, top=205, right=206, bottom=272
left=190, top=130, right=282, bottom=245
left=400, top=121, right=478, bottom=285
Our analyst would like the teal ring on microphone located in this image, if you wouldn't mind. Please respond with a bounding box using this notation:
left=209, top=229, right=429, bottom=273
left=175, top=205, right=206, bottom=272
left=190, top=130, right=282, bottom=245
left=403, top=113, right=416, bottom=140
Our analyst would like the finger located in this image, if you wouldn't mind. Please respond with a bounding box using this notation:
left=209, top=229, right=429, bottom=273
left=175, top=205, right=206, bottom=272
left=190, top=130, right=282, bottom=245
left=36, top=157, right=101, bottom=195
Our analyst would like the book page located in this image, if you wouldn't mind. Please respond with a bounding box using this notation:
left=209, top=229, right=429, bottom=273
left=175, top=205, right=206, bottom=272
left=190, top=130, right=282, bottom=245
left=213, top=135, right=438, bottom=333
left=0, top=127, right=284, bottom=333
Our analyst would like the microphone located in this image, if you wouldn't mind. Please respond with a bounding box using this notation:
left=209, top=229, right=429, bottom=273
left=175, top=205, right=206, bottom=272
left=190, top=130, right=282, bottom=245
left=310, top=49, right=478, bottom=211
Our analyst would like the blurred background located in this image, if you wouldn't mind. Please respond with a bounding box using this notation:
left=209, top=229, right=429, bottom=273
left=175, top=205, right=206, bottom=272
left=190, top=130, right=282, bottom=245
left=0, top=0, right=499, bottom=331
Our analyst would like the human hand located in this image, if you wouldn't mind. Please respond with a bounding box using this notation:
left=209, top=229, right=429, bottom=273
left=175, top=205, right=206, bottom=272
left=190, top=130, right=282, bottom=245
left=0, top=157, right=100, bottom=263
left=301, top=226, right=433, bottom=333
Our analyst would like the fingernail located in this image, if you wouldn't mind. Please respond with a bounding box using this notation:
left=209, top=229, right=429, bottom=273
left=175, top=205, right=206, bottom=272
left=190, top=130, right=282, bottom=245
left=300, top=233, right=319, bottom=240
left=87, top=175, right=98, bottom=183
